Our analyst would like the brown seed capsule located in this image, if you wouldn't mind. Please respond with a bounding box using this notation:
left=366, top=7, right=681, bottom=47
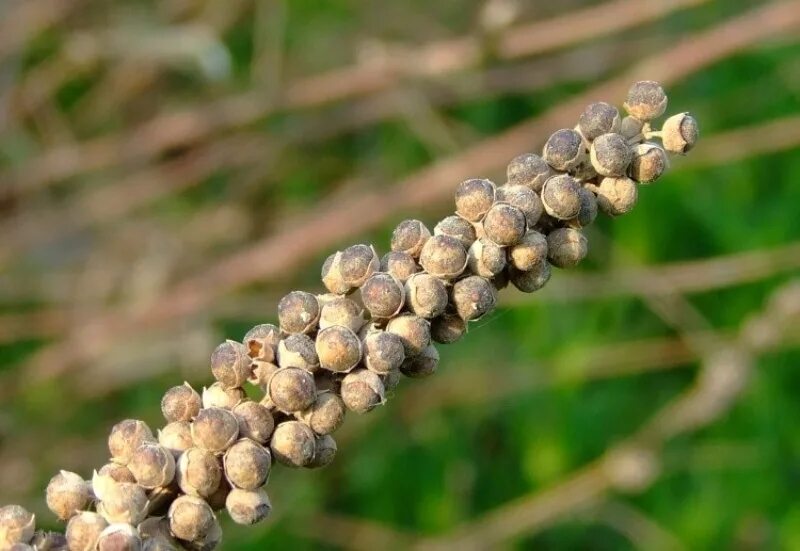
left=594, top=176, right=638, bottom=216
left=629, top=142, right=669, bottom=183
left=451, top=276, right=496, bottom=321
left=362, top=329, right=406, bottom=375
left=391, top=219, right=431, bottom=258
left=205, top=478, right=231, bottom=513
left=509, top=261, right=552, bottom=293
left=430, top=312, right=467, bottom=344
left=496, top=184, right=543, bottom=227
left=321, top=251, right=351, bottom=295
left=506, top=153, right=553, bottom=192
left=191, top=407, right=239, bottom=453
left=386, top=314, right=431, bottom=356
left=620, top=115, right=645, bottom=140
left=360, top=272, right=405, bottom=319
left=339, top=244, right=380, bottom=287
left=400, top=344, right=439, bottom=378
left=267, top=367, right=316, bottom=413
left=277, top=333, right=320, bottom=371
left=341, top=369, right=385, bottom=414
left=168, top=496, right=215, bottom=543
left=404, top=273, right=448, bottom=319
left=543, top=128, right=585, bottom=171
left=434, top=215, right=477, bottom=250
left=467, top=238, right=506, bottom=278
left=226, top=488, right=272, bottom=526
left=210, top=340, right=251, bottom=389
left=0, top=505, right=36, bottom=548
left=97, top=482, right=148, bottom=525
left=66, top=512, right=108, bottom=551
left=661, top=112, right=698, bottom=154
left=243, top=323, right=281, bottom=360
left=578, top=101, right=621, bottom=141
left=298, top=391, right=346, bottom=435
left=96, top=524, right=141, bottom=551
left=176, top=448, right=222, bottom=498
left=278, top=290, right=320, bottom=334
left=223, top=439, right=271, bottom=490
left=482, top=202, right=526, bottom=247
left=45, top=470, right=89, bottom=521
left=590, top=133, right=631, bottom=177
left=308, top=435, right=337, bottom=469
left=380, top=251, right=419, bottom=283
left=184, top=517, right=221, bottom=551
left=248, top=359, right=279, bottom=387
left=624, top=80, right=667, bottom=121
left=161, top=383, right=201, bottom=423
left=232, top=401, right=275, bottom=444
left=547, top=228, right=588, bottom=268
left=270, top=421, right=316, bottom=467
left=315, top=325, right=362, bottom=372
left=509, top=231, right=548, bottom=272
left=541, top=175, right=581, bottom=220
left=419, top=234, right=467, bottom=279
left=129, top=443, right=175, bottom=489
left=319, top=296, right=365, bottom=333
left=98, top=463, right=137, bottom=484
left=455, top=178, right=496, bottom=223
left=108, top=420, right=155, bottom=466
left=572, top=186, right=598, bottom=228
left=201, top=382, right=245, bottom=410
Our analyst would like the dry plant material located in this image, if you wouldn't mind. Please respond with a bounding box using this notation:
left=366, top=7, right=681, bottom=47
left=1, top=81, right=697, bottom=549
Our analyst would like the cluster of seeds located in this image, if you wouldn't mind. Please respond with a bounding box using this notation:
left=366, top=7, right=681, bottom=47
left=0, top=81, right=697, bottom=550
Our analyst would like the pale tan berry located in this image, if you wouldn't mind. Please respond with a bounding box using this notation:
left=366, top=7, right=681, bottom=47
left=509, top=261, right=552, bottom=293
left=248, top=359, right=279, bottom=387
left=278, top=291, right=320, bottom=334
left=339, top=244, right=380, bottom=287
left=455, top=178, right=496, bottom=222
left=404, top=273, right=448, bottom=319
left=201, top=382, right=245, bottom=410
left=624, top=80, right=667, bottom=121
left=482, top=202, right=526, bottom=246
left=400, top=344, right=439, bottom=378
left=541, top=175, right=582, bottom=220
left=661, top=112, right=698, bottom=154
left=509, top=230, right=548, bottom=272
left=318, top=296, right=364, bottom=334
left=97, top=463, right=137, bottom=484
left=451, top=276, right=497, bottom=321
left=360, top=272, right=405, bottom=319
left=547, top=228, right=588, bottom=268
left=543, top=128, right=585, bottom=171
left=277, top=333, right=320, bottom=371
left=315, top=325, right=362, bottom=372
left=419, top=235, right=467, bottom=279
left=161, top=383, right=201, bottom=423
left=96, top=481, right=148, bottom=525
left=129, top=443, right=175, bottom=489
left=176, top=448, right=222, bottom=498
left=108, top=420, right=155, bottom=466
left=243, top=323, right=281, bottom=360
left=590, top=133, right=631, bottom=177
left=629, top=142, right=669, bottom=183
left=0, top=505, right=36, bottom=548
left=620, top=115, right=645, bottom=140
left=225, top=488, right=271, bottom=526
left=191, top=407, right=239, bottom=453
left=434, top=215, right=477, bottom=249
left=168, top=495, right=215, bottom=543
left=96, top=523, right=141, bottom=551
left=267, top=367, right=316, bottom=413
left=380, top=251, right=419, bottom=283
left=594, top=176, right=638, bottom=216
left=430, top=312, right=467, bottom=344
left=270, top=421, right=316, bottom=468
left=184, top=517, right=221, bottom=551
left=210, top=340, right=251, bottom=389
left=496, top=184, right=543, bottom=227
left=223, top=439, right=271, bottom=490
left=362, top=328, right=406, bottom=375
left=507, top=153, right=553, bottom=192
left=578, top=101, right=621, bottom=141
left=341, top=369, right=385, bottom=414
left=321, top=251, right=350, bottom=295
left=386, top=314, right=431, bottom=356
left=66, top=512, right=108, bottom=551
left=232, top=401, right=275, bottom=444
left=467, top=238, right=506, bottom=278
left=308, top=435, right=337, bottom=468
left=45, top=470, right=89, bottom=520
left=298, top=391, right=346, bottom=435
left=391, top=219, right=431, bottom=258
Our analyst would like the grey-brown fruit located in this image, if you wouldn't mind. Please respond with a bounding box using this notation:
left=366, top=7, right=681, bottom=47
left=451, top=276, right=497, bottom=321
left=573, top=186, right=598, bottom=228
left=128, top=443, right=175, bottom=489
left=205, top=478, right=231, bottom=514
left=270, top=421, right=316, bottom=468
left=547, top=228, right=588, bottom=268
left=362, top=329, right=406, bottom=374
left=419, top=235, right=467, bottom=279
left=590, top=133, right=631, bottom=177
left=339, top=244, right=380, bottom=287
left=578, top=101, right=621, bottom=140
left=321, top=251, right=350, bottom=295
left=223, top=439, right=271, bottom=490
left=96, top=482, right=148, bottom=525
left=511, top=231, right=547, bottom=271
left=467, top=238, right=506, bottom=278
left=629, top=142, right=669, bottom=183
left=299, top=391, right=346, bottom=435
left=594, top=176, right=638, bottom=216
left=496, top=184, right=543, bottom=227
left=380, top=251, right=419, bottom=283
left=430, top=312, right=467, bottom=344
left=620, top=115, right=645, bottom=140
left=191, top=407, right=239, bottom=453
left=183, top=517, right=221, bottom=551
left=506, top=153, right=553, bottom=192
left=434, top=215, right=477, bottom=249
left=29, top=531, right=68, bottom=551
left=391, top=219, right=431, bottom=258
left=386, top=314, right=431, bottom=356
left=278, top=291, right=320, bottom=334
left=0, top=505, right=36, bottom=548
left=624, top=80, right=667, bottom=121
left=404, top=273, right=448, bottom=319
left=509, top=261, right=552, bottom=293
left=542, top=128, right=585, bottom=171
left=308, top=435, right=337, bottom=468
left=210, top=340, right=251, bottom=389
left=267, top=367, right=316, bottom=413
left=201, top=382, right=245, bottom=410
left=96, top=524, right=141, bottom=551
left=541, top=174, right=582, bottom=220
left=168, top=496, right=215, bottom=543
left=66, top=512, right=108, bottom=551
left=341, top=370, right=385, bottom=414
left=176, top=448, right=222, bottom=498
left=482, top=202, right=526, bottom=246
left=360, top=272, right=405, bottom=319
left=225, top=489, right=271, bottom=526
left=277, top=333, right=319, bottom=371
left=45, top=470, right=89, bottom=520
left=161, top=383, right=201, bottom=423
left=400, top=344, right=439, bottom=378
left=243, top=323, right=281, bottom=361
left=108, top=420, right=155, bottom=466
left=232, top=401, right=275, bottom=444
left=661, top=112, right=698, bottom=154
left=455, top=178, right=496, bottom=222
left=315, top=325, right=362, bottom=372
left=98, top=463, right=137, bottom=484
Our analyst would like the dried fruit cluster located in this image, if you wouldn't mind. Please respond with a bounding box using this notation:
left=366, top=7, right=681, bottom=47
left=0, top=81, right=697, bottom=551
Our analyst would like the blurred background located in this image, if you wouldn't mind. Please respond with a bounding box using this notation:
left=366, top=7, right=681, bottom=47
left=1, top=0, right=799, bottom=548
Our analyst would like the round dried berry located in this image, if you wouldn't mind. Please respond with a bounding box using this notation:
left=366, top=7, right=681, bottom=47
left=594, top=176, right=638, bottom=216
left=629, top=142, right=669, bottom=183
left=97, top=463, right=136, bottom=484
left=210, top=340, right=251, bottom=389
left=578, top=101, right=621, bottom=140
left=400, top=344, right=439, bottom=378
left=541, top=174, right=582, bottom=220
left=573, top=186, right=598, bottom=228
left=430, top=312, right=467, bottom=344
left=316, top=325, right=362, bottom=372
left=232, top=401, right=275, bottom=444
left=482, top=202, right=526, bottom=246
left=339, top=244, right=380, bottom=287
left=321, top=251, right=350, bottom=295
left=168, top=495, right=215, bottom=543
left=277, top=333, right=320, bottom=371
left=0, top=506, right=35, bottom=549
left=380, top=251, right=419, bottom=283
left=507, top=153, right=553, bottom=192
left=267, top=367, right=316, bottom=413
left=177, top=447, right=221, bottom=498
left=386, top=314, right=431, bottom=357
left=243, top=323, right=281, bottom=360
left=590, top=133, right=631, bottom=177
left=65, top=512, right=107, bottom=551
left=298, top=391, right=346, bottom=435
left=191, top=407, right=239, bottom=453
left=391, top=219, right=431, bottom=258
left=434, top=215, right=477, bottom=249
left=509, top=230, right=548, bottom=272
left=661, top=112, right=698, bottom=154
left=624, top=80, right=667, bottom=121
left=404, top=273, right=448, bottom=319
left=496, top=184, right=543, bottom=227
left=248, top=359, right=279, bottom=387
left=620, top=115, right=645, bottom=140
left=224, top=439, right=271, bottom=490
left=96, top=524, right=140, bottom=551
left=547, top=228, right=588, bottom=268
left=45, top=471, right=89, bottom=520
left=362, top=329, right=406, bottom=375
left=455, top=178, right=496, bottom=222
left=509, top=261, right=552, bottom=293
left=161, top=383, right=201, bottom=423
left=96, top=481, right=148, bottom=525
left=452, top=276, right=497, bottom=321
left=202, top=382, right=245, bottom=410
left=308, top=435, right=337, bottom=469
left=278, top=291, right=320, bottom=334
left=108, top=420, right=155, bottom=466
left=226, top=488, right=271, bottom=526
left=341, top=370, right=385, bottom=414
left=467, top=239, right=506, bottom=278
left=419, top=235, right=467, bottom=279
left=360, top=272, right=405, bottom=319
left=129, top=443, right=175, bottom=489
left=270, top=421, right=316, bottom=468
left=542, top=128, right=585, bottom=171
left=318, top=296, right=365, bottom=333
